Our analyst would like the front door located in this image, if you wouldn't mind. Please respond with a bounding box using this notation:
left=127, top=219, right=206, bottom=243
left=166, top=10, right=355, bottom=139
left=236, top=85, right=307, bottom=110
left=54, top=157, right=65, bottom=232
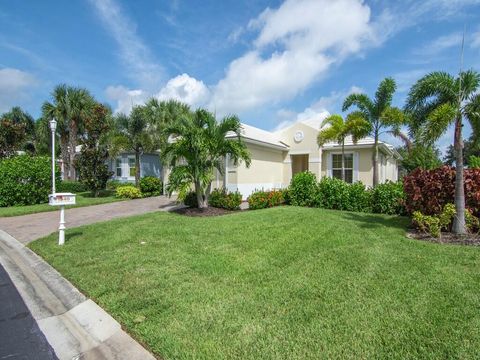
left=291, top=154, right=309, bottom=176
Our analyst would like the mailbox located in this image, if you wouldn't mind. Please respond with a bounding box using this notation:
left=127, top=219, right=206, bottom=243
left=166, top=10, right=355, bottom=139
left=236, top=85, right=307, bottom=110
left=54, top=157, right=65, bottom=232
left=49, top=193, right=76, bottom=206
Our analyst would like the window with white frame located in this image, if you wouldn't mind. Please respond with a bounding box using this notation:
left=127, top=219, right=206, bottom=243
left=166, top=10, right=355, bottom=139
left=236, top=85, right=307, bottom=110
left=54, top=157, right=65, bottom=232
left=332, top=153, right=353, bottom=183
left=128, top=157, right=136, bottom=177
left=115, top=158, right=122, bottom=177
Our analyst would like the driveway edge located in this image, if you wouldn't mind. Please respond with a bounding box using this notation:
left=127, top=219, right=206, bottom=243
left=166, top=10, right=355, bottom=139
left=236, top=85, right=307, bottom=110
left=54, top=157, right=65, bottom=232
left=0, top=229, right=156, bottom=360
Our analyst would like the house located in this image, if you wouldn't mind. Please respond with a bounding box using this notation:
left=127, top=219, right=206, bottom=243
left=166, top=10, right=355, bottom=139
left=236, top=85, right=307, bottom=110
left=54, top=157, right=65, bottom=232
left=107, top=152, right=162, bottom=182
left=215, top=117, right=400, bottom=198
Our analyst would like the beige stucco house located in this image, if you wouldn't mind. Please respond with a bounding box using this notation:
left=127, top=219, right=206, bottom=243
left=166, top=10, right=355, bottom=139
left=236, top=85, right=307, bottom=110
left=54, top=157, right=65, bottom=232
left=215, top=118, right=400, bottom=198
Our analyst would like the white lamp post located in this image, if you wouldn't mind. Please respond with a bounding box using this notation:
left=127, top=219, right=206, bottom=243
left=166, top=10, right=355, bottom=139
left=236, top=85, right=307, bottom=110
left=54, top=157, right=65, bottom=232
left=48, top=118, right=75, bottom=245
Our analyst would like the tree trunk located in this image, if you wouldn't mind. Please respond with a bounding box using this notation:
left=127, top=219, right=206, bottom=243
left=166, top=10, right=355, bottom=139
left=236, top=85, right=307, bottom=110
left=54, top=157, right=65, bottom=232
left=195, top=180, right=207, bottom=208
left=135, top=149, right=141, bottom=187
left=68, top=119, right=78, bottom=180
left=341, top=141, right=345, bottom=182
left=452, top=116, right=467, bottom=235
left=372, top=132, right=379, bottom=187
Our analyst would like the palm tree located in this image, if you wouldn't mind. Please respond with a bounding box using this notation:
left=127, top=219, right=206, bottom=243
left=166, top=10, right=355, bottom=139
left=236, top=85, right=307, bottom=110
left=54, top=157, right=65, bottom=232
left=342, top=78, right=404, bottom=187
left=317, top=113, right=370, bottom=182
left=42, top=85, right=95, bottom=180
left=405, top=70, right=480, bottom=234
left=163, top=108, right=251, bottom=208
left=113, top=105, right=159, bottom=187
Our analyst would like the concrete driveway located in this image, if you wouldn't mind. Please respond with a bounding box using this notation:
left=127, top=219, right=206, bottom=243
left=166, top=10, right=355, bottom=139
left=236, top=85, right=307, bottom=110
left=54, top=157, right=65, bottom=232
left=0, top=195, right=181, bottom=244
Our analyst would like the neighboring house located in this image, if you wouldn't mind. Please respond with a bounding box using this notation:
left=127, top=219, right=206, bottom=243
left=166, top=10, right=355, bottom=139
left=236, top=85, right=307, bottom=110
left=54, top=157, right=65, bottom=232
left=107, top=152, right=162, bottom=183
left=71, top=145, right=162, bottom=183
left=213, top=118, right=400, bottom=198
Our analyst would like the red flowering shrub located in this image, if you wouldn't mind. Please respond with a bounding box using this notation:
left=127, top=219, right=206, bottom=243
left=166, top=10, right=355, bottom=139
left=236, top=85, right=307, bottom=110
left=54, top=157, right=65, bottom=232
left=403, top=166, right=480, bottom=217
left=248, top=189, right=286, bottom=210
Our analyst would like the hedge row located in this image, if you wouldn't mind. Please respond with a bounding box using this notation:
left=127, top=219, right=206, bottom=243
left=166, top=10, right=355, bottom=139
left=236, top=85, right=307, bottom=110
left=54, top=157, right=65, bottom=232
left=404, top=166, right=480, bottom=217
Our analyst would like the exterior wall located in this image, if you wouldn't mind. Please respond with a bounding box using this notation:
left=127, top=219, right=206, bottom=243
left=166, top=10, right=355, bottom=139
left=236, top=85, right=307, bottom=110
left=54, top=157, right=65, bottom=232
left=226, top=143, right=285, bottom=198
left=321, top=147, right=374, bottom=186
left=277, top=122, right=322, bottom=184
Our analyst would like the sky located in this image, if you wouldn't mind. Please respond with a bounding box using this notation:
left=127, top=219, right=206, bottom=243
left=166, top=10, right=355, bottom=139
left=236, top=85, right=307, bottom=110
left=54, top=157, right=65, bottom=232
left=1, top=0, right=480, bottom=152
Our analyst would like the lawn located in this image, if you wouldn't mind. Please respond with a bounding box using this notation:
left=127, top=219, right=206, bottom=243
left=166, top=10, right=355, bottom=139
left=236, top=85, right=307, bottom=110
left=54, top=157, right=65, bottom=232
left=0, top=190, right=124, bottom=217
left=29, top=207, right=480, bottom=359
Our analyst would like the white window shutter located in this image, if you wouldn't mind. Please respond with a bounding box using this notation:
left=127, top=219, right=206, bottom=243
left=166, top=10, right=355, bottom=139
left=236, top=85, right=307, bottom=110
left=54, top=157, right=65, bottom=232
left=353, top=152, right=359, bottom=182
left=327, top=153, right=332, bottom=177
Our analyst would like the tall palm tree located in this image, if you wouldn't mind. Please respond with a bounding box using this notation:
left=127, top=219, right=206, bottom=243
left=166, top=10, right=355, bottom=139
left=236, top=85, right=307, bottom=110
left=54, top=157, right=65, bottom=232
left=42, top=85, right=95, bottom=180
left=405, top=70, right=480, bottom=234
left=113, top=105, right=159, bottom=187
left=342, top=78, right=404, bottom=187
left=317, top=113, right=370, bottom=182
left=163, top=109, right=251, bottom=208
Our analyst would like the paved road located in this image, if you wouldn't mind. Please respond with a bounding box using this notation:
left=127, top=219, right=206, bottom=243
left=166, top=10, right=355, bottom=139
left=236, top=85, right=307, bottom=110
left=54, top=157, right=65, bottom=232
left=0, top=264, right=57, bottom=359
left=0, top=195, right=181, bottom=244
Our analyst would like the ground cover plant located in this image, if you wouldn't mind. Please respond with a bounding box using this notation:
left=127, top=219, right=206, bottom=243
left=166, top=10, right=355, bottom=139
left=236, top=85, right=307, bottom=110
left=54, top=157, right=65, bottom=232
left=30, top=207, right=480, bottom=359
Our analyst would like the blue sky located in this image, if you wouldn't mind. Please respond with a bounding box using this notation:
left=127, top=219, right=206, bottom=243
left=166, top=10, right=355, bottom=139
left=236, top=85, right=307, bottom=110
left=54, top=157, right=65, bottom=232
left=1, top=0, right=479, bottom=151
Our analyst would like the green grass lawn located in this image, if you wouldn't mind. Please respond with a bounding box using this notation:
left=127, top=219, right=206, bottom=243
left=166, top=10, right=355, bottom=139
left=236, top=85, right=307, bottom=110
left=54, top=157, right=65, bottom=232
left=29, top=207, right=480, bottom=359
left=0, top=190, right=124, bottom=217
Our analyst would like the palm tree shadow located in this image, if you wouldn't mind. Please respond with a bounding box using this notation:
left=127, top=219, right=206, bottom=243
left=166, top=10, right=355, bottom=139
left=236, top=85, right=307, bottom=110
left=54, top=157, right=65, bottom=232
left=339, top=211, right=410, bottom=231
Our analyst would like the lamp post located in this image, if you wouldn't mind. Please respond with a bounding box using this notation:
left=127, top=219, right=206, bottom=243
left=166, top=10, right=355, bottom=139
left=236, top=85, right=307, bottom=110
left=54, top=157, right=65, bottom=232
left=49, top=119, right=57, bottom=194
left=48, top=119, right=75, bottom=246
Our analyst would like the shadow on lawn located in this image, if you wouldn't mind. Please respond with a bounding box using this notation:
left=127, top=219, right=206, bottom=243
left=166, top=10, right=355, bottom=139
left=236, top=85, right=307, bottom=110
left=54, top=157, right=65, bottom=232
left=339, top=211, right=409, bottom=232
left=65, top=230, right=84, bottom=243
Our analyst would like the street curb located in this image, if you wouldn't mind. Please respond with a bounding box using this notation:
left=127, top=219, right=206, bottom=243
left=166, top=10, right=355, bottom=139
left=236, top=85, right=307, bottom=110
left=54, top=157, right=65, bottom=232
left=0, top=229, right=156, bottom=360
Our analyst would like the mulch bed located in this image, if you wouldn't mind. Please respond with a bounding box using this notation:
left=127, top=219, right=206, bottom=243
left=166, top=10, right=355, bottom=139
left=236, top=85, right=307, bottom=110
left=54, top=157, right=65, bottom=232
left=172, top=207, right=239, bottom=217
left=407, top=230, right=480, bottom=246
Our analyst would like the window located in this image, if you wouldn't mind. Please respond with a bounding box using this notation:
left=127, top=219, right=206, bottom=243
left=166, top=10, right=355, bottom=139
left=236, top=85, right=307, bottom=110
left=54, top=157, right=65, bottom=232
left=116, top=158, right=122, bottom=177
left=332, top=153, right=353, bottom=183
left=129, top=157, right=136, bottom=177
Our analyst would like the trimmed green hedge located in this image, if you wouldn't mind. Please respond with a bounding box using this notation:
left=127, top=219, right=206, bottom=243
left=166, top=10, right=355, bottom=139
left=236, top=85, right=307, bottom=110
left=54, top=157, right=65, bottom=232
left=209, top=188, right=242, bottom=210
left=0, top=155, right=59, bottom=207
left=140, top=176, right=163, bottom=197
left=57, top=180, right=89, bottom=193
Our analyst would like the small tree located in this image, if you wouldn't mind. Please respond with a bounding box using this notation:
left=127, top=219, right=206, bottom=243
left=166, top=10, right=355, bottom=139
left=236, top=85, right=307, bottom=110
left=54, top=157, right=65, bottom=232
left=163, top=108, right=251, bottom=208
left=317, top=113, right=370, bottom=182
left=0, top=118, right=26, bottom=158
left=76, top=104, right=113, bottom=197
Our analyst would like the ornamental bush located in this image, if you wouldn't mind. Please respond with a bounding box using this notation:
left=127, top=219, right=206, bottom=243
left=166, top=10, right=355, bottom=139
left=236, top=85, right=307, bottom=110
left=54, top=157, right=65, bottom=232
left=57, top=180, right=88, bottom=193
left=248, top=189, right=286, bottom=210
left=370, top=181, right=405, bottom=215
left=116, top=185, right=142, bottom=199
left=139, top=176, right=163, bottom=197
left=0, top=155, right=59, bottom=207
left=403, top=166, right=480, bottom=217
left=209, top=188, right=242, bottom=210
left=183, top=191, right=198, bottom=207
left=289, top=171, right=318, bottom=206
left=314, top=177, right=372, bottom=212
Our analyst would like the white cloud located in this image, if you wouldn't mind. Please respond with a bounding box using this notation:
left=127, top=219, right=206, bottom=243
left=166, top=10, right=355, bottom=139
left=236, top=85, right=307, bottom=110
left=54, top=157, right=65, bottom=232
left=472, top=29, right=480, bottom=48
left=273, top=86, right=363, bottom=132
left=414, top=33, right=463, bottom=56
left=211, top=0, right=374, bottom=115
left=156, top=74, right=210, bottom=107
left=89, top=0, right=163, bottom=88
left=0, top=68, right=36, bottom=113
left=394, top=69, right=430, bottom=93
left=107, top=73, right=210, bottom=114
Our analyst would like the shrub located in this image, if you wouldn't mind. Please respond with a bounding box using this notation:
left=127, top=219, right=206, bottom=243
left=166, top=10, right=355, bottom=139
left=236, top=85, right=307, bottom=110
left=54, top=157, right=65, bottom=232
left=0, top=155, right=59, bottom=207
left=116, top=185, right=142, bottom=199
left=209, top=188, right=242, bottom=210
left=412, top=203, right=480, bottom=237
left=183, top=191, right=198, bottom=208
left=313, top=178, right=371, bottom=212
left=106, top=179, right=123, bottom=190
left=57, top=180, right=88, bottom=193
left=404, top=166, right=480, bottom=217
left=370, top=181, right=405, bottom=215
left=140, top=176, right=163, bottom=197
left=289, top=171, right=318, bottom=206
left=248, top=189, right=286, bottom=210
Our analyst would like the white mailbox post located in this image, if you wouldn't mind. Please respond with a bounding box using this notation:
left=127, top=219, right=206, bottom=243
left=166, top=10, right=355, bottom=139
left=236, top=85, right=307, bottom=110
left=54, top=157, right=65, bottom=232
left=49, top=118, right=76, bottom=245
left=49, top=193, right=76, bottom=245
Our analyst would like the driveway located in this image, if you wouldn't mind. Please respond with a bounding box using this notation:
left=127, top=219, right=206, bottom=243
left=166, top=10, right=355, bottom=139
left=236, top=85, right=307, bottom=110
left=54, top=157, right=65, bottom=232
left=0, top=195, right=181, bottom=244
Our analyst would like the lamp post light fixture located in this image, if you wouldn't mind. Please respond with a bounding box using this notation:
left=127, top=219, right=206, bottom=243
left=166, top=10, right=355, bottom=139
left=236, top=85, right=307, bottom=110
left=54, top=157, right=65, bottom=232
left=48, top=118, right=75, bottom=245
